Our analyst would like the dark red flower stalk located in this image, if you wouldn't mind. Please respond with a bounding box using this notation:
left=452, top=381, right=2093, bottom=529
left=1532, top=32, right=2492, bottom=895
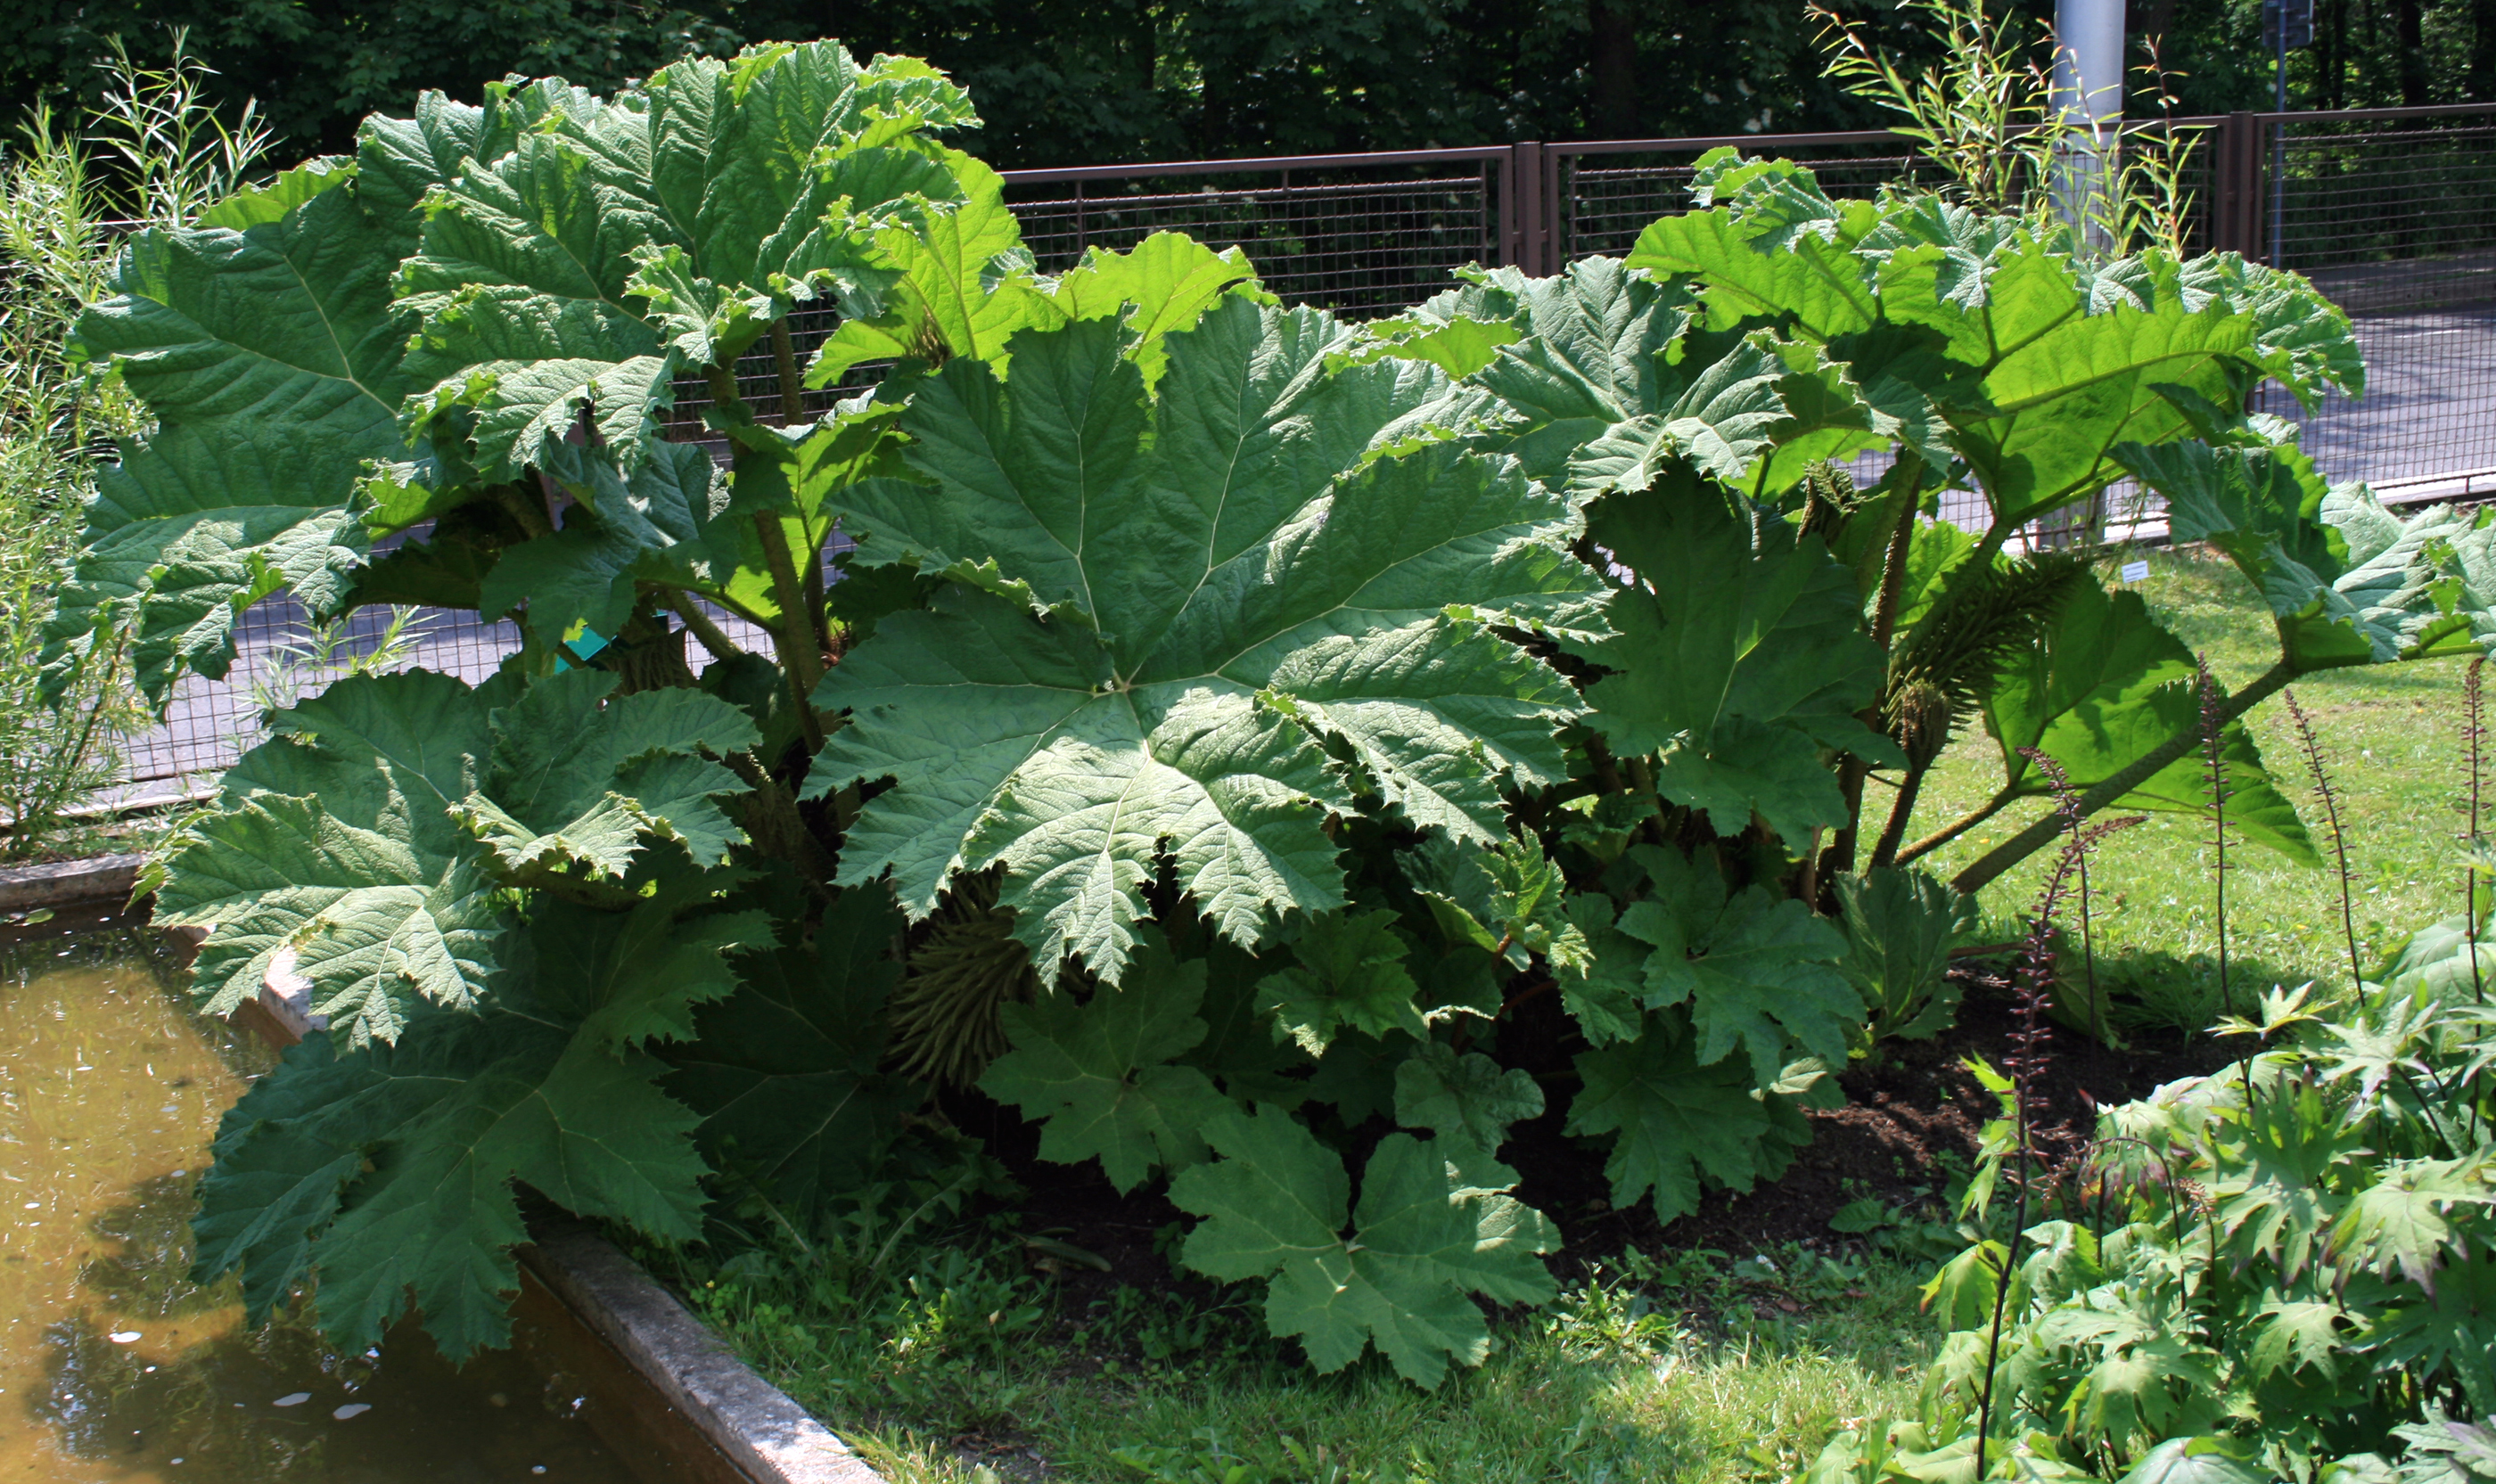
left=2199, top=658, right=2258, bottom=1105
left=2466, top=657, right=2487, bottom=1003
left=1972, top=747, right=2139, bottom=1479
left=2282, top=687, right=2363, bottom=991
left=2197, top=656, right=2235, bottom=1022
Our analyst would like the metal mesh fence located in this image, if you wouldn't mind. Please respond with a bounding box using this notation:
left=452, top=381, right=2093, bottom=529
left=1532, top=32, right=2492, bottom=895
left=1559, top=135, right=1928, bottom=260
left=1002, top=153, right=1508, bottom=316
left=94, top=111, right=2496, bottom=796
left=109, top=539, right=781, bottom=798
left=2245, top=114, right=2496, bottom=491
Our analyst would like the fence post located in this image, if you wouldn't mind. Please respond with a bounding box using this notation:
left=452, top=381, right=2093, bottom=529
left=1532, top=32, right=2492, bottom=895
left=1508, top=142, right=1544, bottom=273
left=1543, top=144, right=1565, bottom=272
left=2218, top=111, right=2264, bottom=259
left=1497, top=148, right=1519, bottom=271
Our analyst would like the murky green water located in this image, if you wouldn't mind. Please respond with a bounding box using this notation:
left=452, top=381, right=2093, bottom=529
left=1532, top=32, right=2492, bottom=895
left=1, top=923, right=644, bottom=1482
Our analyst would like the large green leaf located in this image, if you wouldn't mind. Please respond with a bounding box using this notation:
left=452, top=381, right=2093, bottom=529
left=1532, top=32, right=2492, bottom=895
left=645, top=42, right=978, bottom=324
left=1983, top=579, right=2315, bottom=864
left=1040, top=231, right=1275, bottom=388
left=1392, top=1041, right=1544, bottom=1156
left=156, top=671, right=505, bottom=1045
left=801, top=152, right=1059, bottom=387
left=808, top=303, right=1597, bottom=983
left=1170, top=1103, right=1557, bottom=1387
left=667, top=885, right=924, bottom=1212
left=1566, top=478, right=1893, bottom=849
left=1565, top=1020, right=1779, bottom=1223
left=52, top=44, right=989, bottom=707
left=193, top=881, right=762, bottom=1358
left=448, top=668, right=758, bottom=880
left=1253, top=909, right=1428, bottom=1055
left=2171, top=252, right=2367, bottom=408
left=1413, top=259, right=1893, bottom=498
left=1617, top=844, right=1859, bottom=1082
left=979, top=927, right=1232, bottom=1192
left=1626, top=197, right=1885, bottom=340
left=1619, top=168, right=2359, bottom=535
left=354, top=85, right=530, bottom=254
left=46, top=184, right=415, bottom=700
left=1877, top=236, right=2283, bottom=528
left=1443, top=258, right=1689, bottom=480
left=73, top=182, right=411, bottom=462
left=381, top=41, right=992, bottom=624
left=158, top=669, right=759, bottom=1045
left=2117, top=425, right=2496, bottom=672
left=473, top=439, right=752, bottom=644
left=1835, top=866, right=1975, bottom=1042
left=1561, top=331, right=1799, bottom=498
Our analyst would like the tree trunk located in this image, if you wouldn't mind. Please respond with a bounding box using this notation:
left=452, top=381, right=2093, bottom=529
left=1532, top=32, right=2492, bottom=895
left=1129, top=0, right=1156, bottom=95
left=2322, top=0, right=2347, bottom=110
left=2128, top=0, right=2180, bottom=53
left=1589, top=0, right=1638, bottom=137
left=2396, top=0, right=2430, bottom=105
left=2474, top=0, right=2496, bottom=101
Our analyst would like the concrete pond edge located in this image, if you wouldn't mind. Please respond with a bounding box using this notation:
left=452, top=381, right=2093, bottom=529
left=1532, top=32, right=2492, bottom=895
left=520, top=1225, right=888, bottom=1484
left=12, top=849, right=887, bottom=1484
left=0, top=850, right=147, bottom=914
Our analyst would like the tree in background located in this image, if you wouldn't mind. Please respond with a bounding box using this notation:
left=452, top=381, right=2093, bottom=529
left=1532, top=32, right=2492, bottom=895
left=3, top=2, right=2491, bottom=184
left=1, top=0, right=1922, bottom=166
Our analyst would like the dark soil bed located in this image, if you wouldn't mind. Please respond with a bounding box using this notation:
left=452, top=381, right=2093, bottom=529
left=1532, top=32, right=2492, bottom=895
left=982, top=957, right=2243, bottom=1308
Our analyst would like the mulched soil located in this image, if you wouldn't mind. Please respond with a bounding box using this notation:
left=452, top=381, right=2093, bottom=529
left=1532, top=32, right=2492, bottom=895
left=982, top=955, right=2243, bottom=1307
left=1645, top=957, right=2237, bottom=1258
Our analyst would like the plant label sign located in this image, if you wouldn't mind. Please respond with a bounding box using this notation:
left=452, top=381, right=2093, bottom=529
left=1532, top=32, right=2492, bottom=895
left=2120, top=561, right=2150, bottom=584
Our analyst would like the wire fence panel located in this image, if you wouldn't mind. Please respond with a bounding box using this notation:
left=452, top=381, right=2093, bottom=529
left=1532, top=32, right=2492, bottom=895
left=98, top=111, right=2496, bottom=794
left=2248, top=108, right=2496, bottom=493
left=1002, top=150, right=1513, bottom=316
left=1556, top=134, right=1925, bottom=261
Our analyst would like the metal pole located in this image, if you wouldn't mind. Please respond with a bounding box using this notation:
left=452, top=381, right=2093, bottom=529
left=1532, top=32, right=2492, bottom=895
left=2053, top=0, right=2124, bottom=546
left=2053, top=0, right=2126, bottom=253
left=2272, top=13, right=2288, bottom=266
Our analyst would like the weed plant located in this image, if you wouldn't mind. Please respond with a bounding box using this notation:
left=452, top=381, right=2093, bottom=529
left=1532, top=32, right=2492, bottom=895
left=0, top=41, right=266, bottom=859
left=1815, top=604, right=2496, bottom=1482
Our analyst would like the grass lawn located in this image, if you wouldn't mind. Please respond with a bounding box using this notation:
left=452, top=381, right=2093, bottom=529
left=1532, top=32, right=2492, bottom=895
left=1914, top=542, right=2478, bottom=1034
left=657, top=1231, right=1934, bottom=1484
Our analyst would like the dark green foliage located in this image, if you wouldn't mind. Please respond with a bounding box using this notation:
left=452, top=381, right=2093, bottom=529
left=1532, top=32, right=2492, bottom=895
left=667, top=885, right=925, bottom=1213
left=1835, top=865, right=1975, bottom=1045
left=2, top=0, right=2024, bottom=168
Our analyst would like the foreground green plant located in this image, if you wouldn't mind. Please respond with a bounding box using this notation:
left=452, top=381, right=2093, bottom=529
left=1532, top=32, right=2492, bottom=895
left=53, top=30, right=2496, bottom=1395
left=1812, top=944, right=2496, bottom=1483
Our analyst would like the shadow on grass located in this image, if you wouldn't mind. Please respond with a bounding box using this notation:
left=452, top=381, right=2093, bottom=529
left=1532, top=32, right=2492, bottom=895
left=2068, top=943, right=2319, bottom=1041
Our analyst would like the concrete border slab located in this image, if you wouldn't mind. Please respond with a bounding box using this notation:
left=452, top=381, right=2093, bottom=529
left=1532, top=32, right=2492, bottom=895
left=519, top=1225, right=887, bottom=1484
left=0, top=851, right=145, bottom=914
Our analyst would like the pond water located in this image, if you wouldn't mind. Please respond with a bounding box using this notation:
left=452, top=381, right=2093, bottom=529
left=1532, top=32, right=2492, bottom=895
left=1, top=923, right=646, bottom=1483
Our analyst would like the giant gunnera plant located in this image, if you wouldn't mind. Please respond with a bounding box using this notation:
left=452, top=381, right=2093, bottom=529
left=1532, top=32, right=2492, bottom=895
left=50, top=45, right=2496, bottom=1386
